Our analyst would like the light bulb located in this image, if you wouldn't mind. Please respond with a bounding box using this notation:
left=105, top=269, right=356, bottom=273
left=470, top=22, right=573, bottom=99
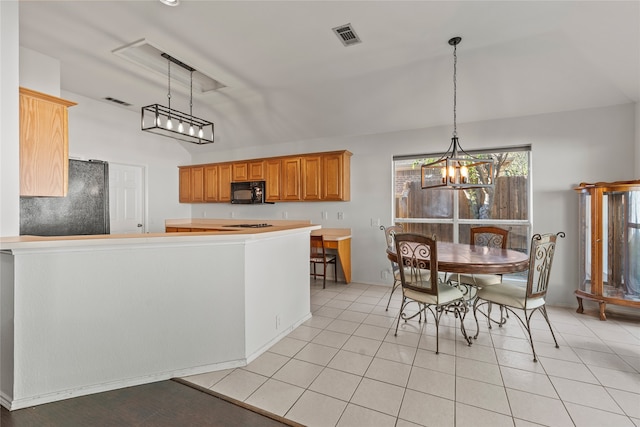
left=178, top=121, right=184, bottom=133
left=198, top=127, right=204, bottom=138
left=460, top=166, right=469, bottom=183
left=156, top=115, right=162, bottom=126
left=166, top=118, right=173, bottom=130
left=189, top=125, right=195, bottom=136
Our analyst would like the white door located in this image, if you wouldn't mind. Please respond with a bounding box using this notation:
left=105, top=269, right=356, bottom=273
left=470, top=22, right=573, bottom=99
left=109, top=163, right=145, bottom=234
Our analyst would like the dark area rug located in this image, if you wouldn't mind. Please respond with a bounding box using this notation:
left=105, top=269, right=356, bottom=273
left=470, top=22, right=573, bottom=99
left=1, top=379, right=304, bottom=427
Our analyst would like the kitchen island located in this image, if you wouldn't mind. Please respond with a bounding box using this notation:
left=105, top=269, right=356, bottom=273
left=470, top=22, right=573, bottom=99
left=0, top=220, right=319, bottom=410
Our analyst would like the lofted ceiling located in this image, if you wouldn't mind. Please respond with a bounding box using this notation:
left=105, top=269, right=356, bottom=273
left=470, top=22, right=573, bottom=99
left=19, top=1, right=640, bottom=153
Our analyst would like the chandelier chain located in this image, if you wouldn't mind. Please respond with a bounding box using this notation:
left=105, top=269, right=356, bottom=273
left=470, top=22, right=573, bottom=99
left=190, top=70, right=194, bottom=117
left=167, top=58, right=172, bottom=113
left=453, top=42, right=457, bottom=138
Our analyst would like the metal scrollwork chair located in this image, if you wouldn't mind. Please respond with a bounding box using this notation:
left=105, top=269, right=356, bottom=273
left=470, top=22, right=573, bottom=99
left=380, top=224, right=405, bottom=311
left=457, top=226, right=510, bottom=289
left=473, top=232, right=565, bottom=362
left=394, top=233, right=471, bottom=354
left=456, top=226, right=510, bottom=322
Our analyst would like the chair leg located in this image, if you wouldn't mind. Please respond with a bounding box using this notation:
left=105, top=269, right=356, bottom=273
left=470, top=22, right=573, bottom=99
left=539, top=305, right=559, bottom=348
left=394, top=296, right=407, bottom=336
left=385, top=279, right=400, bottom=311
left=322, top=261, right=326, bottom=289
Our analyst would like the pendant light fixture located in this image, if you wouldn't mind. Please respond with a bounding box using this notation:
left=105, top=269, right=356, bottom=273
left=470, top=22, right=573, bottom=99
left=141, top=53, right=214, bottom=145
left=421, top=37, right=494, bottom=190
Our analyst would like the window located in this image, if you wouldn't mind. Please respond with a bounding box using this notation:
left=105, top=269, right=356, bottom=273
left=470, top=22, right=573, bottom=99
left=393, top=146, right=532, bottom=258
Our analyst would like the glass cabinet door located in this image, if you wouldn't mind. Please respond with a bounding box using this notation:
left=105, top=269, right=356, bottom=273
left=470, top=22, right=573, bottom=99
left=602, top=188, right=640, bottom=301
left=578, top=192, right=592, bottom=295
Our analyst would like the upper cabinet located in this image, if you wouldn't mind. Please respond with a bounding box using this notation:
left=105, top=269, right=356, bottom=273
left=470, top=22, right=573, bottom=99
left=232, top=160, right=264, bottom=181
left=178, top=150, right=351, bottom=203
left=323, top=151, right=351, bottom=201
left=19, top=87, right=77, bottom=197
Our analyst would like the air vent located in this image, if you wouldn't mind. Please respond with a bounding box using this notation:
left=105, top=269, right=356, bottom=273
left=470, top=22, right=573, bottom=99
left=103, top=97, right=132, bottom=107
left=112, top=39, right=226, bottom=93
left=332, top=23, right=361, bottom=47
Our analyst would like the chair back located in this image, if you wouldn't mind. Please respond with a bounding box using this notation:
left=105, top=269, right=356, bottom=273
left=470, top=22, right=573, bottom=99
left=470, top=226, right=509, bottom=249
left=526, top=232, right=565, bottom=299
left=310, top=234, right=326, bottom=259
left=394, top=233, right=439, bottom=296
left=381, top=224, right=404, bottom=248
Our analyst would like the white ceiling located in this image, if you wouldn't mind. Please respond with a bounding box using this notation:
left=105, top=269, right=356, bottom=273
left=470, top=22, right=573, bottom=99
left=19, top=1, right=640, bottom=153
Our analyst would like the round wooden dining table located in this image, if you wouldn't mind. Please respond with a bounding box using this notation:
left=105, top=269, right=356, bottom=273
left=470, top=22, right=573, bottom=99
left=386, top=241, right=529, bottom=275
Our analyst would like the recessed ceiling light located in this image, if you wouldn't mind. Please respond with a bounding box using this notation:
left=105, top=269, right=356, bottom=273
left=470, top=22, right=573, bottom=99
left=159, top=0, right=179, bottom=7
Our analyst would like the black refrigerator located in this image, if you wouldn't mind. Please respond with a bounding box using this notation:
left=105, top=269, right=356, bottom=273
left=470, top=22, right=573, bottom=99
left=20, top=159, right=110, bottom=236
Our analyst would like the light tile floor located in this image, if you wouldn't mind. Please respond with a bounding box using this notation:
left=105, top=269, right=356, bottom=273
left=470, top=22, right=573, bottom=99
left=182, top=280, right=640, bottom=427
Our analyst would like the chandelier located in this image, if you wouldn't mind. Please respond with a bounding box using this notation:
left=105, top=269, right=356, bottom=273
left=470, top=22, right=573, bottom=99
left=141, top=53, right=214, bottom=145
left=421, top=37, right=494, bottom=190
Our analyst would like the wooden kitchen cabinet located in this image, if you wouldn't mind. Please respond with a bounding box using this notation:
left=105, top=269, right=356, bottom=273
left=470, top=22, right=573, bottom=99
left=575, top=180, right=640, bottom=320
left=302, top=155, right=322, bottom=200
left=204, top=164, right=219, bottom=202
left=218, top=163, right=232, bottom=202
left=265, top=159, right=282, bottom=202
left=281, top=157, right=302, bottom=201
left=232, top=162, right=248, bottom=181
left=178, top=150, right=351, bottom=203
left=322, top=151, right=351, bottom=201
left=179, top=166, right=204, bottom=203
left=248, top=161, right=265, bottom=180
left=19, top=87, right=77, bottom=197
left=232, top=160, right=264, bottom=181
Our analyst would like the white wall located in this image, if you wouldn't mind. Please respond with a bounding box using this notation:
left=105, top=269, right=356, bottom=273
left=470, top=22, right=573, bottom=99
left=19, top=47, right=60, bottom=96
left=0, top=1, right=20, bottom=238
left=190, top=103, right=637, bottom=307
left=636, top=103, right=640, bottom=175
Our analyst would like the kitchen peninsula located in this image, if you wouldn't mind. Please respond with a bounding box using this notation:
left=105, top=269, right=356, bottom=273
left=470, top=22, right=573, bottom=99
left=0, top=220, right=319, bottom=410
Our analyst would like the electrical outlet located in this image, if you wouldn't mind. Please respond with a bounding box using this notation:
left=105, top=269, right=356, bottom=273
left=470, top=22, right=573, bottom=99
left=322, top=211, right=328, bottom=220
left=381, top=270, right=389, bottom=280
left=275, top=315, right=281, bottom=329
left=337, top=212, right=344, bottom=220
left=230, top=211, right=235, bottom=218
left=282, top=211, right=288, bottom=219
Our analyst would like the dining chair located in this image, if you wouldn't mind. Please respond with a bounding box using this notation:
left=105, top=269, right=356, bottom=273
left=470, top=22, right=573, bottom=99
left=394, top=233, right=470, bottom=354
left=456, top=226, right=510, bottom=289
left=472, top=232, right=565, bottom=362
left=380, top=224, right=405, bottom=311
left=310, top=234, right=337, bottom=289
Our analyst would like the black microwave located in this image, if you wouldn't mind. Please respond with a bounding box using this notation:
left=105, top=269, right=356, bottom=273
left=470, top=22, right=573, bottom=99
left=230, top=181, right=266, bottom=204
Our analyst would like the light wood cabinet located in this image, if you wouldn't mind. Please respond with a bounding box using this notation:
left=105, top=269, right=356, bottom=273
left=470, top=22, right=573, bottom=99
left=282, top=157, right=302, bottom=201
left=178, top=150, right=351, bottom=203
left=232, top=162, right=248, bottom=181
left=218, top=164, right=232, bottom=202
left=19, top=87, right=76, bottom=197
left=265, top=159, right=282, bottom=202
left=323, top=151, right=351, bottom=201
left=204, top=165, right=219, bottom=202
left=302, top=155, right=322, bottom=200
left=232, top=160, right=264, bottom=181
left=179, top=166, right=204, bottom=203
left=179, top=167, right=192, bottom=203
left=248, top=161, right=265, bottom=180
left=575, top=180, right=640, bottom=320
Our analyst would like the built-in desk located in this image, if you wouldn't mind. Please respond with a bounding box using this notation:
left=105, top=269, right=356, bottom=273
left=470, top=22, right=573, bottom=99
left=311, top=228, right=352, bottom=283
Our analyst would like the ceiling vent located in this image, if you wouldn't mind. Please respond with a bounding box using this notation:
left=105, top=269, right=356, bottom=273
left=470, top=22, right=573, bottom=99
left=332, top=23, right=362, bottom=47
left=112, top=39, right=226, bottom=93
left=103, top=97, right=132, bottom=107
